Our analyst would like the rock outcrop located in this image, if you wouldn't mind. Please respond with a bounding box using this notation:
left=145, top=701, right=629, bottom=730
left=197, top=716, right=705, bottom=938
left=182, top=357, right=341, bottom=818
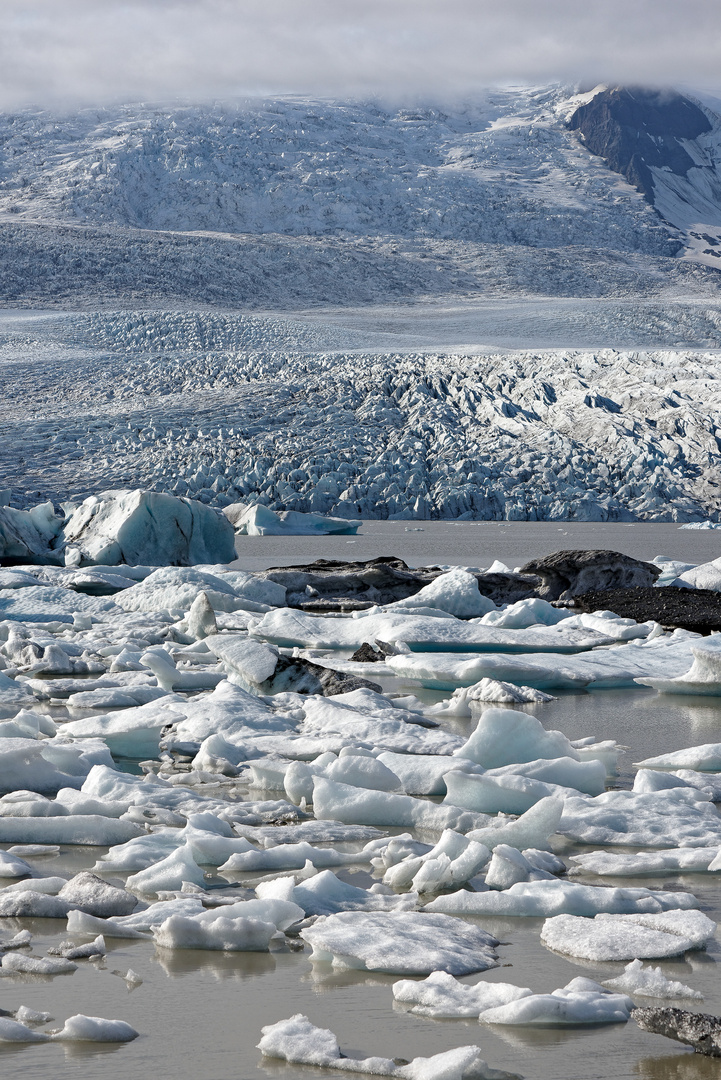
left=633, top=1006, right=721, bottom=1057
left=520, top=549, right=660, bottom=601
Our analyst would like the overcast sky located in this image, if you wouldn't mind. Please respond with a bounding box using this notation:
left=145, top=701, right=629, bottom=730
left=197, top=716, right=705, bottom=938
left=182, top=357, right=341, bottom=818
left=1, top=0, right=719, bottom=109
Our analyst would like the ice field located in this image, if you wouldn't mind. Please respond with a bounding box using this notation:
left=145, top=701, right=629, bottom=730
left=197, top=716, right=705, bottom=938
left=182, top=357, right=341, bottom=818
left=0, top=535, right=717, bottom=1080
left=5, top=305, right=721, bottom=525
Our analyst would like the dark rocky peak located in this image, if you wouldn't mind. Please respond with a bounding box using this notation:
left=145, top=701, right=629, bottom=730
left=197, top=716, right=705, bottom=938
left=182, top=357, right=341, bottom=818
left=568, top=87, right=712, bottom=202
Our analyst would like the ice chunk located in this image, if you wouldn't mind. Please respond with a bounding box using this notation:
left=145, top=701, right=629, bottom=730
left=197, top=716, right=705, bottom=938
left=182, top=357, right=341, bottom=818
left=125, top=843, right=207, bottom=894
left=375, top=752, right=483, bottom=796
left=51, top=1015, right=138, bottom=1041
left=152, top=912, right=279, bottom=951
left=252, top=608, right=611, bottom=653
left=444, top=770, right=573, bottom=816
left=478, top=978, right=633, bottom=1025
left=57, top=872, right=137, bottom=917
left=636, top=647, right=721, bottom=696
left=49, top=934, right=106, bottom=960
left=484, top=845, right=551, bottom=890
left=0, top=1016, right=50, bottom=1041
left=383, top=830, right=491, bottom=892
left=205, top=634, right=279, bottom=687
left=15, top=1005, right=53, bottom=1024
left=219, top=838, right=380, bottom=875
left=301, top=911, right=500, bottom=975
left=455, top=708, right=579, bottom=768
left=117, top=567, right=257, bottom=614
left=678, top=558, right=721, bottom=591
left=234, top=505, right=359, bottom=535
left=152, top=897, right=303, bottom=950
left=1, top=952, right=77, bottom=975
left=0, top=815, right=143, bottom=846
left=0, top=891, right=71, bottom=918
left=540, top=910, right=717, bottom=961
left=311, top=777, right=487, bottom=832
left=392, top=971, right=532, bottom=1017
left=431, top=679, right=555, bottom=712
left=60, top=489, right=234, bottom=566
left=466, top=796, right=564, bottom=852
left=257, top=1014, right=506, bottom=1079
left=0, top=736, right=114, bottom=796
left=261, top=869, right=417, bottom=915
left=426, top=879, right=697, bottom=917
left=634, top=742, right=721, bottom=772
left=387, top=569, right=495, bottom=618
left=603, top=959, right=703, bottom=999
left=559, top=789, right=721, bottom=847
left=66, top=897, right=206, bottom=938
left=61, top=699, right=184, bottom=759
left=568, top=848, right=721, bottom=876
left=0, top=849, right=33, bottom=877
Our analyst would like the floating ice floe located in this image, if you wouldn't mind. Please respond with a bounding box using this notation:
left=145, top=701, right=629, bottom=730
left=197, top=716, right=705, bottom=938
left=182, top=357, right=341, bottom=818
left=311, top=776, right=487, bottom=832
left=116, top=565, right=284, bottom=614
left=251, top=608, right=613, bottom=653
left=430, top=680, right=555, bottom=713
left=218, top=837, right=385, bottom=875
left=51, top=1015, right=139, bottom=1042
left=392, top=971, right=532, bottom=1017
left=1, top=952, right=77, bottom=975
left=301, top=911, right=500, bottom=975
left=636, top=646, right=721, bottom=696
left=0, top=814, right=144, bottom=846
left=567, top=848, right=721, bottom=876
left=558, top=789, right=721, bottom=847
left=465, top=796, right=564, bottom=852
left=230, top=504, right=360, bottom=536
left=453, top=709, right=580, bottom=769
left=603, top=959, right=703, bottom=999
left=385, top=633, right=716, bottom=691
left=426, top=879, right=697, bottom=918
left=257, top=1014, right=514, bottom=1080
left=478, top=977, right=633, bottom=1026
left=152, top=897, right=304, bottom=950
left=540, top=909, right=717, bottom=961
left=257, top=869, right=417, bottom=915
left=384, top=569, right=496, bottom=618
left=634, top=742, right=721, bottom=772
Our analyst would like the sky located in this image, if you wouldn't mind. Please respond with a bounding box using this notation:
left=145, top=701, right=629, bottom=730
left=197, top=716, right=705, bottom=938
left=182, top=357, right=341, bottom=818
left=1, top=0, right=719, bottom=109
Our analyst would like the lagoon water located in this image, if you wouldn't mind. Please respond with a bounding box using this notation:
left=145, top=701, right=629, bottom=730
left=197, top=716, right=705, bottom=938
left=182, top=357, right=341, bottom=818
left=231, top=521, right=721, bottom=572
left=3, top=524, right=721, bottom=1080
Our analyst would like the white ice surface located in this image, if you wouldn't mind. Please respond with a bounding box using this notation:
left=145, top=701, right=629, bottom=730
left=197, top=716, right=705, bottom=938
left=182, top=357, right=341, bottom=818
left=301, top=911, right=499, bottom=975
left=540, top=909, right=717, bottom=961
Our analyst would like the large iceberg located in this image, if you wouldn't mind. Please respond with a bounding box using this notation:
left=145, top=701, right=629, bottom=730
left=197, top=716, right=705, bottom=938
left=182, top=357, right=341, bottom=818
left=59, top=489, right=235, bottom=566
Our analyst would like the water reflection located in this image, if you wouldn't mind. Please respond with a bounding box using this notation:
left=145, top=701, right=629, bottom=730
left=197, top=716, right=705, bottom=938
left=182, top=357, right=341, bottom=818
left=303, top=965, right=398, bottom=992
left=486, top=1020, right=628, bottom=1052
left=153, top=946, right=276, bottom=979
left=635, top=1051, right=721, bottom=1080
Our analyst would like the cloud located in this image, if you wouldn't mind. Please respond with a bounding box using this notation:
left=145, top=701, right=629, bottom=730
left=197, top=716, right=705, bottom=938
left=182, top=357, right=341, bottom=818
left=0, top=0, right=719, bottom=109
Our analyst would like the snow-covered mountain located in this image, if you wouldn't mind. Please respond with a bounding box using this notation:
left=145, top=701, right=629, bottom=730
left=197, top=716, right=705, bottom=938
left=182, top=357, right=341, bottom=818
left=0, top=85, right=718, bottom=307
left=569, top=87, right=721, bottom=267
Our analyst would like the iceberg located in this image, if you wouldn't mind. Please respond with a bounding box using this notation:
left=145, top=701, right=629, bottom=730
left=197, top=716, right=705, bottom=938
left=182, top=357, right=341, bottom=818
left=257, top=1014, right=511, bottom=1079
left=301, top=911, right=500, bottom=975
left=60, top=489, right=235, bottom=566
left=541, top=909, right=717, bottom=960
